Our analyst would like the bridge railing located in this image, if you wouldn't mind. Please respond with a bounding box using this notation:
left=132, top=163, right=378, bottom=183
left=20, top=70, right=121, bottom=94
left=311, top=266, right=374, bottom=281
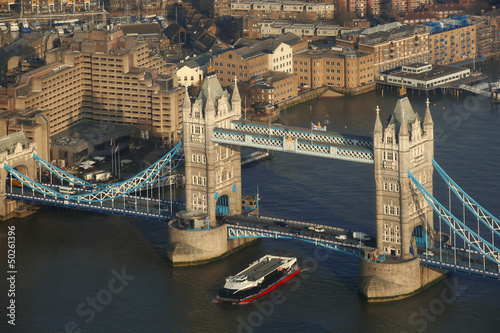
left=241, top=214, right=375, bottom=238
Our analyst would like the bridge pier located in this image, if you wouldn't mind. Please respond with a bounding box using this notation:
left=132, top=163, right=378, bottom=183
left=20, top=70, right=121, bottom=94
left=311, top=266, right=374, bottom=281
left=359, top=257, right=448, bottom=302
left=166, top=217, right=256, bottom=266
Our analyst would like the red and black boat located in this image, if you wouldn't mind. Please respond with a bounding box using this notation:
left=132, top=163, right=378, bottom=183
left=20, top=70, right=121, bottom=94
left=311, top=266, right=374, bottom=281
left=215, top=255, right=300, bottom=304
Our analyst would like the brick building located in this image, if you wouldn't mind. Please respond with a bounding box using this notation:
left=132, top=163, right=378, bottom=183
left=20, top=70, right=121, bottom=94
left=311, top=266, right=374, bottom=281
left=213, top=33, right=306, bottom=86
left=293, top=48, right=374, bottom=89
left=426, top=16, right=476, bottom=65
left=0, top=30, right=184, bottom=165
left=358, top=24, right=430, bottom=74
left=244, top=70, right=298, bottom=105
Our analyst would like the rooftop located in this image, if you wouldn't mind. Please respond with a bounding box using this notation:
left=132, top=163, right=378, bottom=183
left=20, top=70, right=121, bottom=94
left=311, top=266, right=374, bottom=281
left=387, top=63, right=469, bottom=82
left=0, top=132, right=30, bottom=154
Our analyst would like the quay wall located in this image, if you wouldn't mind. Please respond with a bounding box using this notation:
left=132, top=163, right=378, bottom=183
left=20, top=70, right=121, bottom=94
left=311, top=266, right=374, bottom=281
left=166, top=222, right=256, bottom=266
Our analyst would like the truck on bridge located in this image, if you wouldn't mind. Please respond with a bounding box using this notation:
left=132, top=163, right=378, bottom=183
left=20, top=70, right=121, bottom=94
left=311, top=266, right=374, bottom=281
left=353, top=231, right=371, bottom=241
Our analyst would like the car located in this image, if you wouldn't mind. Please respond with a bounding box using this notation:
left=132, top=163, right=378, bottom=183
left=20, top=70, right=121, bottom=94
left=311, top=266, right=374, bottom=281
left=308, top=226, right=325, bottom=233
left=291, top=227, right=302, bottom=234
left=274, top=221, right=289, bottom=228
left=335, top=234, right=347, bottom=241
left=422, top=250, right=434, bottom=256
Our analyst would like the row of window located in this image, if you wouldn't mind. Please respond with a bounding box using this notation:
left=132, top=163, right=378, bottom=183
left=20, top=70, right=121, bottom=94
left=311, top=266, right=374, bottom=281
left=192, top=176, right=207, bottom=186
left=384, top=205, right=400, bottom=216
left=383, top=182, right=400, bottom=192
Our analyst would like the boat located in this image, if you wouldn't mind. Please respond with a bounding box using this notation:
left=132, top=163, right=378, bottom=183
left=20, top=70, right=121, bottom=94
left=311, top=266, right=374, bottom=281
left=0, top=22, right=7, bottom=31
left=215, top=255, right=300, bottom=304
left=9, top=21, right=19, bottom=32
left=31, top=21, right=41, bottom=31
left=20, top=20, right=31, bottom=33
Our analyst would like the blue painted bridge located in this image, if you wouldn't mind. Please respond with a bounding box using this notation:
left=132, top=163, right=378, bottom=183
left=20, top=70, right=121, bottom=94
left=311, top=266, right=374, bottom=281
left=4, top=125, right=500, bottom=281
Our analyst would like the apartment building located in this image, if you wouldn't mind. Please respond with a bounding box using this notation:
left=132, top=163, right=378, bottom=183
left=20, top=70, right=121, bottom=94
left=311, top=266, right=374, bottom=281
left=0, top=0, right=15, bottom=12
left=229, top=0, right=334, bottom=20
left=426, top=16, right=476, bottom=65
left=293, top=48, right=374, bottom=89
left=391, top=0, right=431, bottom=15
left=429, top=3, right=465, bottom=20
left=246, top=70, right=298, bottom=105
left=213, top=33, right=306, bottom=86
left=0, top=30, right=184, bottom=164
left=358, top=24, right=430, bottom=74
left=339, top=0, right=383, bottom=18
left=468, top=15, right=497, bottom=57
left=21, top=0, right=98, bottom=14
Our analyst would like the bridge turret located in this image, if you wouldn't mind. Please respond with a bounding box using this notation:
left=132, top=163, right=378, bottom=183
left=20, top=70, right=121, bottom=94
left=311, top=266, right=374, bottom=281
left=231, top=77, right=241, bottom=116
left=182, top=86, right=191, bottom=110
left=424, top=98, right=434, bottom=140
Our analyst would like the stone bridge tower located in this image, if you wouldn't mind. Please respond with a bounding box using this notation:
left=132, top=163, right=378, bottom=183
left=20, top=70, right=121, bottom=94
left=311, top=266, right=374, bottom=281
left=182, top=75, right=242, bottom=227
left=358, top=91, right=445, bottom=302
left=373, top=90, right=435, bottom=259
left=0, top=132, right=37, bottom=220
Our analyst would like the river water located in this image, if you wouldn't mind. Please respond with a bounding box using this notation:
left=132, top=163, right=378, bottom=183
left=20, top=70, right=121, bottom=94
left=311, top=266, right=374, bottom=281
left=1, top=62, right=500, bottom=332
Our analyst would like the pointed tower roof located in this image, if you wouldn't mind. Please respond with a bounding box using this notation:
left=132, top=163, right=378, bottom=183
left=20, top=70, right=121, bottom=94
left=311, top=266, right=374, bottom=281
left=232, top=76, right=241, bottom=103
left=204, top=81, right=216, bottom=113
left=399, top=107, right=408, bottom=136
left=424, top=97, right=433, bottom=126
left=388, top=96, right=417, bottom=134
left=374, top=105, right=382, bottom=133
left=196, top=74, right=226, bottom=109
left=183, top=86, right=191, bottom=109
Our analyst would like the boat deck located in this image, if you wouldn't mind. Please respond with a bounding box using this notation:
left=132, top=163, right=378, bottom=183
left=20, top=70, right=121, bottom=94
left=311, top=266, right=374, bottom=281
left=238, top=257, right=286, bottom=281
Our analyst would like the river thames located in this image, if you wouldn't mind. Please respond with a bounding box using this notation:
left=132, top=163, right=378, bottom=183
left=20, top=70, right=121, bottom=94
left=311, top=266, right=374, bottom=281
left=1, top=61, right=500, bottom=332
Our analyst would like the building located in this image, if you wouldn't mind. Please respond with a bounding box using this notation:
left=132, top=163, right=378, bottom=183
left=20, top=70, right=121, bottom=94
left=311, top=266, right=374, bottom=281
left=400, top=11, right=438, bottom=25
left=426, top=16, right=476, bottom=65
left=0, top=109, right=50, bottom=161
left=382, top=63, right=471, bottom=89
left=339, top=0, right=383, bottom=18
left=429, top=3, right=464, bottom=20
left=391, top=0, right=431, bottom=15
left=0, top=30, right=184, bottom=165
left=0, top=0, right=15, bottom=12
left=227, top=0, right=334, bottom=20
left=469, top=15, right=498, bottom=57
left=358, top=24, right=430, bottom=75
left=245, top=70, right=298, bottom=105
left=293, top=48, right=374, bottom=89
left=213, top=33, right=305, bottom=86
left=176, top=53, right=218, bottom=87
left=22, top=0, right=99, bottom=14
left=0, top=34, right=56, bottom=86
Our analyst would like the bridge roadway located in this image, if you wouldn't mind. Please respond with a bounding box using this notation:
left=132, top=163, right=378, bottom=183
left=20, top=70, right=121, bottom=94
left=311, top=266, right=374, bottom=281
left=224, top=214, right=377, bottom=257
left=6, top=184, right=185, bottom=221
left=212, top=120, right=374, bottom=164
left=225, top=215, right=500, bottom=278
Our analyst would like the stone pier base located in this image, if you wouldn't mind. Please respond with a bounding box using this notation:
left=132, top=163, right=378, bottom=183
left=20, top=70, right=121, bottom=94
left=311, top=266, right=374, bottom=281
left=359, top=257, right=448, bottom=302
left=166, top=222, right=256, bottom=266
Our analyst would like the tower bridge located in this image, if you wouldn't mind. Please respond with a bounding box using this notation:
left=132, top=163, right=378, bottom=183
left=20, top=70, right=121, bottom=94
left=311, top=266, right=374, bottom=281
left=1, top=76, right=500, bottom=302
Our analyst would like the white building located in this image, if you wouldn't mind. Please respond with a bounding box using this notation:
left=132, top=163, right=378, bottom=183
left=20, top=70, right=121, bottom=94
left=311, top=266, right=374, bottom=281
left=268, top=42, right=293, bottom=73
left=383, top=63, right=470, bottom=89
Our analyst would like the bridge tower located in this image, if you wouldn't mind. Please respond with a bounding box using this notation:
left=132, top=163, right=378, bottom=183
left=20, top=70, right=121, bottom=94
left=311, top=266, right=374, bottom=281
left=167, top=75, right=254, bottom=266
left=0, top=132, right=38, bottom=220
left=360, top=90, right=446, bottom=301
left=182, top=74, right=243, bottom=226
left=373, top=88, right=435, bottom=259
